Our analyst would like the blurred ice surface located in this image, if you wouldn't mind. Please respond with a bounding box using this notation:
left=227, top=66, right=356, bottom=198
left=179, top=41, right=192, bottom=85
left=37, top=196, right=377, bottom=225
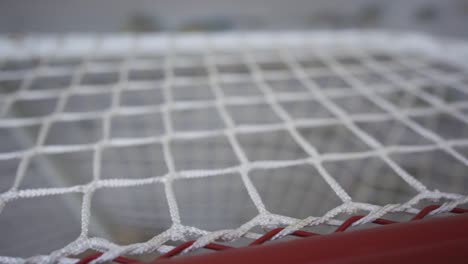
left=0, top=0, right=467, bottom=37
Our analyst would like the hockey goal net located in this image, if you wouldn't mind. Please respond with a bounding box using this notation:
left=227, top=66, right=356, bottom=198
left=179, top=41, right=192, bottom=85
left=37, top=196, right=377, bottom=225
left=0, top=32, right=468, bottom=263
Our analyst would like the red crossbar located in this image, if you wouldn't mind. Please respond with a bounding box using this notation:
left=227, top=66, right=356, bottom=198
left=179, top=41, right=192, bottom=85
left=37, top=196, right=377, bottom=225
left=157, top=213, right=468, bottom=264
left=77, top=205, right=468, bottom=264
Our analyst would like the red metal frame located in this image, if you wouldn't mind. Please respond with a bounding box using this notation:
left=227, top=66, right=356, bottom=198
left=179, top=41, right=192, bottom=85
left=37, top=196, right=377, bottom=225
left=77, top=205, right=468, bottom=264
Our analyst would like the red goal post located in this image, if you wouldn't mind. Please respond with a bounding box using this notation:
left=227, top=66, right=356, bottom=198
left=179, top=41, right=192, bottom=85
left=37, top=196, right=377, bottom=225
left=160, top=212, right=468, bottom=264
left=77, top=205, right=468, bottom=264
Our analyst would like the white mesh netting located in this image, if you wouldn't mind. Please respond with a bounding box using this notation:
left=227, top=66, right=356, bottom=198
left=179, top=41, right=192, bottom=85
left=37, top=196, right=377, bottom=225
left=0, top=32, right=468, bottom=263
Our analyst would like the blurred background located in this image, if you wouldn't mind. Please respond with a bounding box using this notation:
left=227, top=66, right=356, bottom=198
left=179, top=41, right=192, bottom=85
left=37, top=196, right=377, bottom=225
left=0, top=0, right=467, bottom=38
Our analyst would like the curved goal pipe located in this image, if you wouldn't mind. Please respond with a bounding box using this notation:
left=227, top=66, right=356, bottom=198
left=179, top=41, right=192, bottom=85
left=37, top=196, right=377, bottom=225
left=157, top=213, right=468, bottom=264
